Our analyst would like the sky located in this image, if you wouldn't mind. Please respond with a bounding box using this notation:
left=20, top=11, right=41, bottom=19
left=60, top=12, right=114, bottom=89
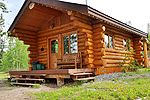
left=3, top=0, right=150, bottom=33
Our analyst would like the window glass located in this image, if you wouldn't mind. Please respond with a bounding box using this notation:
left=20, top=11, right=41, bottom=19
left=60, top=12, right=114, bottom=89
left=63, top=36, right=69, bottom=54
left=70, top=34, right=78, bottom=53
left=110, top=36, right=113, bottom=48
left=51, top=40, right=58, bottom=53
left=123, top=39, right=127, bottom=50
left=105, top=34, right=109, bottom=48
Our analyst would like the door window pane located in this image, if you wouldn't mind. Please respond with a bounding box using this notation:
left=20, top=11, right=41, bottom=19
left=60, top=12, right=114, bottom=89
left=105, top=34, right=109, bottom=48
left=110, top=36, right=113, bottom=48
left=51, top=40, right=58, bottom=53
left=70, top=34, right=77, bottom=53
left=63, top=36, right=69, bottom=54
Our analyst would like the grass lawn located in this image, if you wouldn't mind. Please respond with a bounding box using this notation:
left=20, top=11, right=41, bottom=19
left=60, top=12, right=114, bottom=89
left=0, top=72, right=10, bottom=79
left=32, top=76, right=150, bottom=100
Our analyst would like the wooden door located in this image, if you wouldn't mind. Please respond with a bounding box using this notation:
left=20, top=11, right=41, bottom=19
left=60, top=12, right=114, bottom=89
left=50, top=38, right=58, bottom=69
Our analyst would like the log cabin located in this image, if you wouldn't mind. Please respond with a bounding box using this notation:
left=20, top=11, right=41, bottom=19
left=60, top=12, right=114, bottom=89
left=8, top=0, right=148, bottom=86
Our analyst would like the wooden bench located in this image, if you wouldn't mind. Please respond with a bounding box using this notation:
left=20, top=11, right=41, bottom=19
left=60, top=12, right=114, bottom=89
left=55, top=52, right=82, bottom=69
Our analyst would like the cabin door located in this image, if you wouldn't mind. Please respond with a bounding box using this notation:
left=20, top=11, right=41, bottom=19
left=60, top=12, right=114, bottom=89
left=49, top=38, right=58, bottom=69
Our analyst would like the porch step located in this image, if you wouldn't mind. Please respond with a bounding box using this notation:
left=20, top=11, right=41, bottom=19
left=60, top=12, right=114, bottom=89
left=12, top=82, right=40, bottom=86
left=74, top=77, right=95, bottom=81
left=71, top=73, right=93, bottom=76
left=16, top=78, right=44, bottom=81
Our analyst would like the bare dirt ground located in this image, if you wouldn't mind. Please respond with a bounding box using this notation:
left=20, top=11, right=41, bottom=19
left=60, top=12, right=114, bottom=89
left=0, top=79, right=59, bottom=100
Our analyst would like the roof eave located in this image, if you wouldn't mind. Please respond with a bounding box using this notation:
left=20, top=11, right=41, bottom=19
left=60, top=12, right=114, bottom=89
left=87, top=6, right=148, bottom=38
left=8, top=0, right=31, bottom=32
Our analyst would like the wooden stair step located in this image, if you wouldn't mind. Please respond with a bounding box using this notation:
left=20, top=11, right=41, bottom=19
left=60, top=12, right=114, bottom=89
left=21, top=74, right=47, bottom=76
left=16, top=78, right=44, bottom=81
left=12, top=82, right=40, bottom=86
left=71, top=73, right=93, bottom=76
left=74, top=77, right=95, bottom=81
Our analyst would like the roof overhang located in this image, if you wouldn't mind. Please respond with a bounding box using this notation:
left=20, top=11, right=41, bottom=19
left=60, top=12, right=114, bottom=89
left=8, top=0, right=148, bottom=38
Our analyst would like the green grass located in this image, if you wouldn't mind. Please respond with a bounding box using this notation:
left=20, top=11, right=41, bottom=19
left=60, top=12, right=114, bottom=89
left=137, top=67, right=150, bottom=73
left=32, top=77, right=150, bottom=100
left=0, top=72, right=10, bottom=79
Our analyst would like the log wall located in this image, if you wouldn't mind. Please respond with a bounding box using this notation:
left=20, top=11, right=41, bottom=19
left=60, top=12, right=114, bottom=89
left=68, top=11, right=94, bottom=68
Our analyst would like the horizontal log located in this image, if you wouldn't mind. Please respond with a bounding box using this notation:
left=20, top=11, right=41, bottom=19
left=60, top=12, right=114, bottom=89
left=38, top=26, right=76, bottom=37
left=85, top=41, right=93, bottom=46
left=18, top=37, right=36, bottom=42
left=102, top=55, right=132, bottom=60
left=77, top=32, right=85, bottom=36
left=78, top=46, right=86, bottom=51
left=24, top=41, right=37, bottom=45
left=114, top=37, right=123, bottom=42
left=38, top=52, right=47, bottom=56
left=94, top=60, right=107, bottom=66
left=38, top=22, right=73, bottom=34
left=93, top=24, right=105, bottom=31
left=93, top=50, right=105, bottom=56
left=73, top=20, right=93, bottom=30
left=106, top=60, right=130, bottom=64
left=85, top=33, right=92, bottom=38
left=38, top=58, right=47, bottom=62
left=28, top=54, right=36, bottom=58
left=78, top=29, right=93, bottom=34
left=93, top=34, right=104, bottom=40
left=37, top=37, right=47, bottom=41
left=94, top=56, right=102, bottom=60
left=134, top=47, right=143, bottom=51
left=115, top=47, right=124, bottom=50
left=105, top=52, right=134, bottom=57
left=70, top=16, right=92, bottom=25
left=134, top=53, right=143, bottom=56
left=78, top=38, right=86, bottom=43
left=38, top=55, right=47, bottom=59
left=104, top=64, right=129, bottom=68
left=30, top=52, right=37, bottom=55
left=16, top=33, right=37, bottom=39
left=115, top=44, right=124, bottom=48
left=13, top=29, right=37, bottom=36
left=67, top=11, right=93, bottom=21
left=136, top=58, right=144, bottom=62
left=93, top=48, right=101, bottom=52
left=133, top=37, right=142, bottom=41
left=84, top=49, right=94, bottom=55
left=78, top=42, right=85, bottom=47
left=104, top=48, right=132, bottom=54
left=133, top=42, right=143, bottom=46
left=87, top=46, right=94, bottom=50
left=27, top=47, right=37, bottom=52
left=37, top=40, right=47, bottom=44
left=93, top=40, right=104, bottom=44
left=115, top=41, right=123, bottom=45
left=87, top=64, right=94, bottom=68
left=93, top=43, right=105, bottom=48
left=78, top=34, right=85, bottom=39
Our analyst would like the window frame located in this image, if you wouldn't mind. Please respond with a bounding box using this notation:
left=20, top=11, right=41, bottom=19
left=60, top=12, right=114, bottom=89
left=104, top=33, right=114, bottom=49
left=123, top=38, right=130, bottom=51
left=62, top=32, right=78, bottom=54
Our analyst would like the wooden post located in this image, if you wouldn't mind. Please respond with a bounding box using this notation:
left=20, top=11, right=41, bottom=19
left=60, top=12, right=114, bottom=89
left=58, top=34, right=62, bottom=63
left=56, top=77, right=64, bottom=86
left=143, top=41, right=148, bottom=67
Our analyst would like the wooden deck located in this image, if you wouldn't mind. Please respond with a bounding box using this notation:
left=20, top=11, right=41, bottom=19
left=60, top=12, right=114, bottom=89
left=9, top=68, right=94, bottom=75
left=9, top=68, right=95, bottom=86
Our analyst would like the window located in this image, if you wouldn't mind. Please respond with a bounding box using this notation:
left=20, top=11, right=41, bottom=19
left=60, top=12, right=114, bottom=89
left=51, top=40, right=58, bottom=53
left=63, top=34, right=77, bottom=54
left=105, top=34, right=113, bottom=48
left=123, top=39, right=130, bottom=51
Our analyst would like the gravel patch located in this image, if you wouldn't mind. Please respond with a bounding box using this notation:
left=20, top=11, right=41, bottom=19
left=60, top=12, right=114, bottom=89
left=95, top=72, right=150, bottom=81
